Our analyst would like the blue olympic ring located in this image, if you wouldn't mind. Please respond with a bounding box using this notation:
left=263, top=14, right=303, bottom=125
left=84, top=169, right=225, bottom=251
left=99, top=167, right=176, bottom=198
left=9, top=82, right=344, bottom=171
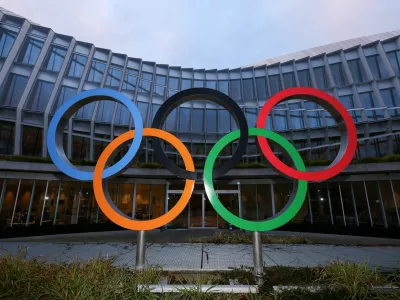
left=47, top=88, right=143, bottom=181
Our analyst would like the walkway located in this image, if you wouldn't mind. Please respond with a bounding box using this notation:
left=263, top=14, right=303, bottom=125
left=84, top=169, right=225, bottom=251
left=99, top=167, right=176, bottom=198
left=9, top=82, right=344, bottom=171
left=1, top=241, right=400, bottom=271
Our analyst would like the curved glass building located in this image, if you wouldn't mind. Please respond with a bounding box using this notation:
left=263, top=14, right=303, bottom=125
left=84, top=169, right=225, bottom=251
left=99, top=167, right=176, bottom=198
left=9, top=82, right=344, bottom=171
left=1, top=7, right=400, bottom=237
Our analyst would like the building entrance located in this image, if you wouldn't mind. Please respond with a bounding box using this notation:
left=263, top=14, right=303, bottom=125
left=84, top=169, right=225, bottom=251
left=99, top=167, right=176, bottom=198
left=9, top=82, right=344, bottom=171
left=166, top=188, right=241, bottom=229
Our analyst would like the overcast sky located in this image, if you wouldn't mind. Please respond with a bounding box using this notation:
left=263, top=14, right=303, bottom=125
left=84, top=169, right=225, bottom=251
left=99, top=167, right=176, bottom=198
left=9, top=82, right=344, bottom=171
left=1, top=0, right=399, bottom=69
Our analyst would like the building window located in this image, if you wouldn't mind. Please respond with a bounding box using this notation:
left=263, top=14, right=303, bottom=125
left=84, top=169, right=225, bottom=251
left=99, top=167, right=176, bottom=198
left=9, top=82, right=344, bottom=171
left=304, top=101, right=323, bottom=128
left=330, top=63, right=348, bottom=87
left=0, top=122, right=14, bottom=154
left=359, top=91, right=384, bottom=121
left=205, top=109, right=217, bottom=132
left=339, top=95, right=362, bottom=122
left=192, top=108, right=204, bottom=133
left=387, top=50, right=400, bottom=76
left=114, top=104, right=130, bottom=125
left=168, top=77, right=179, bottom=90
left=52, top=86, right=77, bottom=113
left=269, top=74, right=281, bottom=95
left=218, top=80, right=228, bottom=95
left=0, top=28, right=17, bottom=58
left=139, top=72, right=152, bottom=94
left=0, top=73, right=29, bottom=107
left=380, top=88, right=400, bottom=117
left=242, top=79, right=254, bottom=101
left=229, top=79, right=242, bottom=102
left=273, top=109, right=288, bottom=131
left=155, top=74, right=167, bottom=86
left=105, top=66, right=122, bottom=87
left=42, top=45, right=67, bottom=72
left=86, top=59, right=106, bottom=83
left=289, top=103, right=304, bottom=129
left=137, top=102, right=148, bottom=126
left=165, top=108, right=177, bottom=131
left=206, top=80, right=217, bottom=90
left=297, top=69, right=311, bottom=87
left=66, top=53, right=88, bottom=78
left=75, top=101, right=95, bottom=120
left=22, top=126, right=42, bottom=156
left=194, top=80, right=204, bottom=88
left=182, top=79, right=192, bottom=90
left=255, top=77, right=268, bottom=100
left=122, top=73, right=137, bottom=92
left=218, top=109, right=230, bottom=132
left=366, top=54, right=389, bottom=80
left=245, top=108, right=257, bottom=127
left=347, top=58, right=367, bottom=84
left=16, top=37, right=44, bottom=65
left=72, top=135, right=90, bottom=160
left=179, top=107, right=191, bottom=132
left=313, top=66, right=329, bottom=89
left=26, top=80, right=54, bottom=112
left=283, top=72, right=295, bottom=88
left=96, top=101, right=115, bottom=123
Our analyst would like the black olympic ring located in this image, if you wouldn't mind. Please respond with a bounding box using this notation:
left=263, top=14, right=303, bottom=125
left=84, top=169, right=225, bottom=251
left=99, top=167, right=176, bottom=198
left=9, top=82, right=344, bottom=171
left=151, top=88, right=249, bottom=180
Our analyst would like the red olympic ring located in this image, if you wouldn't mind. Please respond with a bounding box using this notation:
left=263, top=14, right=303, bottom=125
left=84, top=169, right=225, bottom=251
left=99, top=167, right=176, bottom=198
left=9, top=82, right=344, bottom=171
left=256, top=87, right=357, bottom=182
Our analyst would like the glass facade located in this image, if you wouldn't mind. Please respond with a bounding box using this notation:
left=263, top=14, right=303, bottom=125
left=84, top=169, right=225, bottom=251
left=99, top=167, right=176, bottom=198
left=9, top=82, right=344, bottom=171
left=0, top=9, right=400, bottom=235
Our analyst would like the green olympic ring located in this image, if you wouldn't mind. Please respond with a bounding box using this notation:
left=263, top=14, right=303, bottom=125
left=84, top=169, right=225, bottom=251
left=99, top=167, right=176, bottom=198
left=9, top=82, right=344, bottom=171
left=203, top=128, right=308, bottom=232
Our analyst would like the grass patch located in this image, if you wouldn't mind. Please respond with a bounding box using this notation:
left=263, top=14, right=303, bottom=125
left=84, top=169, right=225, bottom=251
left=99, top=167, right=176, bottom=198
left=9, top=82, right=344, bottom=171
left=0, top=253, right=399, bottom=299
left=188, top=232, right=309, bottom=244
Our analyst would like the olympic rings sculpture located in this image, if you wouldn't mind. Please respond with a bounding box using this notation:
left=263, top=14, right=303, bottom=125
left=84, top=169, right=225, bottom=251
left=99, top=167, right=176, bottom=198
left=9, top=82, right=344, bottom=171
left=48, top=87, right=357, bottom=232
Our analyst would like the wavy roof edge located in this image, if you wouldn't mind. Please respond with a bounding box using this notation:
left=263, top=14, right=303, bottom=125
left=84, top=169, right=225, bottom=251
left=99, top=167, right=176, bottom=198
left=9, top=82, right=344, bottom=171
left=247, top=30, right=400, bottom=68
left=2, top=6, right=400, bottom=70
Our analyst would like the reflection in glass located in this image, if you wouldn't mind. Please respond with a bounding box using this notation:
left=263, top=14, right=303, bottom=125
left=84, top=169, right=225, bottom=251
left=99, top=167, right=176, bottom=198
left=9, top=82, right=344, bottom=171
left=283, top=72, right=295, bottom=88
left=389, top=180, right=400, bottom=227
left=53, top=86, right=77, bottom=113
left=43, top=45, right=67, bottom=72
left=297, top=70, right=311, bottom=87
left=387, top=50, right=400, bottom=76
left=181, top=79, right=192, bottom=90
left=218, top=109, right=230, bottom=132
left=257, top=184, right=273, bottom=220
left=28, top=180, right=47, bottom=225
left=204, top=193, right=217, bottom=227
left=205, top=109, right=217, bottom=132
left=0, top=28, right=17, bottom=58
left=72, top=136, right=90, bottom=160
left=308, top=183, right=332, bottom=224
left=380, top=181, right=399, bottom=227
left=241, top=185, right=257, bottom=221
left=105, top=67, right=123, bottom=87
left=327, top=182, right=345, bottom=225
left=122, top=74, right=137, bottom=92
left=167, top=193, right=188, bottom=228
left=0, top=73, right=29, bottom=107
left=218, top=194, right=239, bottom=229
left=347, top=58, right=367, bottom=83
left=269, top=75, right=281, bottom=95
left=67, top=53, right=88, bottom=78
left=330, top=63, right=347, bottom=87
left=366, top=54, right=389, bottom=80
left=255, top=77, right=268, bottom=100
left=12, top=180, right=34, bottom=226
left=22, top=126, right=42, bottom=156
left=229, top=79, right=241, bottom=102
left=54, top=181, right=81, bottom=225
left=179, top=107, right=191, bottom=132
left=242, top=78, right=254, bottom=101
left=380, top=88, right=400, bottom=117
left=16, top=37, right=44, bottom=65
left=86, top=60, right=106, bottom=83
left=218, top=80, right=228, bottom=95
left=313, top=66, right=329, bottom=89
left=96, top=101, right=115, bottom=123
left=0, top=122, right=14, bottom=155
left=365, top=181, right=386, bottom=227
left=192, top=108, right=204, bottom=133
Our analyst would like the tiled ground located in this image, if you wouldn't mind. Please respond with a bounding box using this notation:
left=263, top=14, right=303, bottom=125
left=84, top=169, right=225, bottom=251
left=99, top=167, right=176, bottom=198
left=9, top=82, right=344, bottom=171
left=1, top=242, right=400, bottom=271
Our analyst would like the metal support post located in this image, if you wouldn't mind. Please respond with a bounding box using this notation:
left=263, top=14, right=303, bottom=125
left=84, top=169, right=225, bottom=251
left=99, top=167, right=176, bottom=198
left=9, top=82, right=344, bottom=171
left=252, top=231, right=264, bottom=286
left=136, top=230, right=146, bottom=270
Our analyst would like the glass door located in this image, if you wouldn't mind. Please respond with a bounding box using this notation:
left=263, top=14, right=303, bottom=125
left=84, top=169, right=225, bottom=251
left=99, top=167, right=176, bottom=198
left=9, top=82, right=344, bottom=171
left=216, top=192, right=240, bottom=229
left=189, top=192, right=203, bottom=227
left=204, top=193, right=218, bottom=228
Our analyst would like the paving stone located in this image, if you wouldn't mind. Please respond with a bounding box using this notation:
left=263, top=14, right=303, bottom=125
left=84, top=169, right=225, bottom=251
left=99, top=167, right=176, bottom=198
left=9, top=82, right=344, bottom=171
left=145, top=243, right=202, bottom=270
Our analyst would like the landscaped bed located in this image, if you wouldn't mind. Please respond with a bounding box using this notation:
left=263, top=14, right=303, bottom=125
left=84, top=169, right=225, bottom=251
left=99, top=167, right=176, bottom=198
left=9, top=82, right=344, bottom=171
left=0, top=253, right=399, bottom=299
left=188, top=232, right=309, bottom=244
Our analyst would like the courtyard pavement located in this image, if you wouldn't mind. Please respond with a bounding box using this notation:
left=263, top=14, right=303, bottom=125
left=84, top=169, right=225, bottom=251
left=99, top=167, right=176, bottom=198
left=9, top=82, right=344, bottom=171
left=1, top=231, right=400, bottom=271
